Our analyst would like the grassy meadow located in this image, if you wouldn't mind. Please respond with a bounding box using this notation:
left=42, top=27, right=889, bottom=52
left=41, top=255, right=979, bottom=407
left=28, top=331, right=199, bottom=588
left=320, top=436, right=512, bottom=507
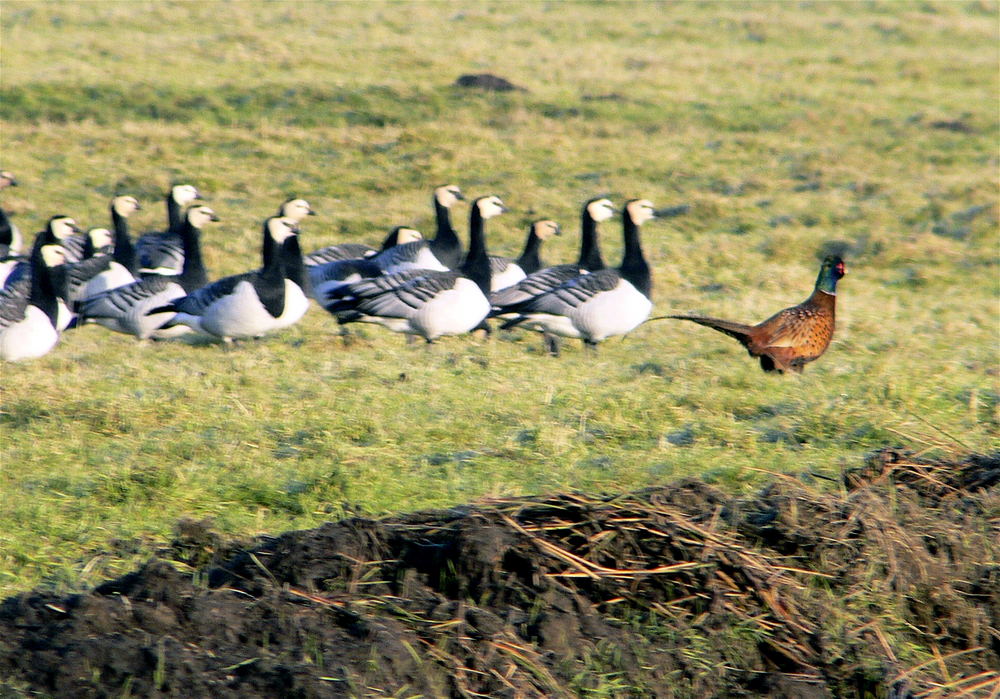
left=0, top=1, right=997, bottom=598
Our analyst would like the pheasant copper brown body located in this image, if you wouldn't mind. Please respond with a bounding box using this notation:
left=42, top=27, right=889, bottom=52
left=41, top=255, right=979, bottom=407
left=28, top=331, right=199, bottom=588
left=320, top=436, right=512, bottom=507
left=670, top=256, right=847, bottom=373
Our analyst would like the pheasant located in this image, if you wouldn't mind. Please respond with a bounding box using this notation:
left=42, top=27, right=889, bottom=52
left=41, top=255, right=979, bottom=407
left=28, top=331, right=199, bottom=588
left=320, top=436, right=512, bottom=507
left=669, top=256, right=846, bottom=373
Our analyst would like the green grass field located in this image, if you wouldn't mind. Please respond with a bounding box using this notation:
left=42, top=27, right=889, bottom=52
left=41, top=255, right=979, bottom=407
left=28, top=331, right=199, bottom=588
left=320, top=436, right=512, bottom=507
left=1, top=1, right=996, bottom=598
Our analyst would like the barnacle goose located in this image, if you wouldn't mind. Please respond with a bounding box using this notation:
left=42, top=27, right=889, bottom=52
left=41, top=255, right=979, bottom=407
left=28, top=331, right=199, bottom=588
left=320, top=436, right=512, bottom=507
left=489, top=197, right=614, bottom=353
left=75, top=205, right=219, bottom=340
left=0, top=241, right=66, bottom=361
left=309, top=227, right=423, bottom=301
left=39, top=214, right=88, bottom=263
left=83, top=194, right=143, bottom=295
left=489, top=219, right=561, bottom=291
left=322, top=195, right=505, bottom=343
left=4, top=215, right=85, bottom=290
left=499, top=199, right=663, bottom=355
left=360, top=184, right=465, bottom=275
left=490, top=197, right=614, bottom=309
left=63, top=228, right=118, bottom=305
left=136, top=184, right=203, bottom=275
left=148, top=216, right=308, bottom=342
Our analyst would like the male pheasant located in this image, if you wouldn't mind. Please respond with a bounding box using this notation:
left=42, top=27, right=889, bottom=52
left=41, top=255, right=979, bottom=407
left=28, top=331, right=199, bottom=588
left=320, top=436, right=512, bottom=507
left=669, top=256, right=846, bottom=373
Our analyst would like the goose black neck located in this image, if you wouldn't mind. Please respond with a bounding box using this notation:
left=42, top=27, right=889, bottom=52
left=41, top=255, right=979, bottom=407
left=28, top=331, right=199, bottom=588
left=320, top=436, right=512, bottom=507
left=166, top=193, right=184, bottom=233
left=280, top=234, right=309, bottom=294
left=430, top=199, right=463, bottom=269
left=28, top=243, right=59, bottom=325
left=0, top=209, right=13, bottom=249
left=259, top=232, right=284, bottom=284
left=516, top=227, right=544, bottom=275
left=111, top=204, right=138, bottom=275
left=82, top=234, right=99, bottom=259
left=461, top=206, right=491, bottom=295
left=619, top=213, right=651, bottom=298
left=177, top=220, right=208, bottom=292
left=577, top=209, right=605, bottom=272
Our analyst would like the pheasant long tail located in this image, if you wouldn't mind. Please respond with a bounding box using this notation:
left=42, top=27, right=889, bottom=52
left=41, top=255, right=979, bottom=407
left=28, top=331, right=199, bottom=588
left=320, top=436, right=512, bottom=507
left=667, top=314, right=755, bottom=347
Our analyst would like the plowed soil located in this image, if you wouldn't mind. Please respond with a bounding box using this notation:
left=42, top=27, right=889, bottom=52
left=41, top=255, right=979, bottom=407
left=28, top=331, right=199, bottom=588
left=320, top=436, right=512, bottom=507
left=1, top=448, right=997, bottom=698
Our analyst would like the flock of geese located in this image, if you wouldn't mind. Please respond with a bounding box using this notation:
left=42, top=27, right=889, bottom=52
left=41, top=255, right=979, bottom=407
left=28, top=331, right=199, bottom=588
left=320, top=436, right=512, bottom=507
left=0, top=173, right=846, bottom=373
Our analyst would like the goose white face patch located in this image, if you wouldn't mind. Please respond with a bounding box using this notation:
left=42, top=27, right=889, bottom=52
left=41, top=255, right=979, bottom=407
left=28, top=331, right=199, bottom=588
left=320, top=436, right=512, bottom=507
left=397, top=228, right=423, bottom=244
left=188, top=206, right=219, bottom=228
left=267, top=217, right=299, bottom=243
left=626, top=199, right=657, bottom=226
left=172, top=184, right=201, bottom=205
left=40, top=245, right=67, bottom=267
left=89, top=228, right=114, bottom=248
left=534, top=220, right=560, bottom=240
left=50, top=217, right=79, bottom=240
left=113, top=196, right=141, bottom=217
left=478, top=196, right=506, bottom=220
left=281, top=199, right=313, bottom=221
left=587, top=198, right=616, bottom=223
left=435, top=185, right=463, bottom=209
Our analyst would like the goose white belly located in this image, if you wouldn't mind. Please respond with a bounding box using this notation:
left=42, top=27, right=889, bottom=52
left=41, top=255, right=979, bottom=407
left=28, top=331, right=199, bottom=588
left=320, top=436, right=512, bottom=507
left=190, top=281, right=281, bottom=339
left=411, top=278, right=490, bottom=339
left=272, top=280, right=310, bottom=330
left=572, top=280, right=651, bottom=341
left=490, top=263, right=526, bottom=291
left=55, top=300, right=73, bottom=332
left=523, top=279, right=652, bottom=342
left=0, top=306, right=59, bottom=361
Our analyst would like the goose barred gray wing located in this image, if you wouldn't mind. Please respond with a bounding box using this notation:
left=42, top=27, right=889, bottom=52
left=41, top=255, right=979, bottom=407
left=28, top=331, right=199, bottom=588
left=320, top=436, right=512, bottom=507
left=371, top=240, right=448, bottom=274
left=323, top=269, right=429, bottom=303
left=167, top=272, right=256, bottom=315
left=0, top=285, right=29, bottom=329
left=65, top=256, right=112, bottom=302
left=304, top=243, right=376, bottom=266
left=489, top=256, right=513, bottom=275
left=511, top=269, right=622, bottom=315
left=137, top=233, right=184, bottom=274
left=60, top=235, right=88, bottom=263
left=76, top=275, right=188, bottom=339
left=308, top=257, right=384, bottom=300
left=333, top=272, right=462, bottom=318
left=489, top=264, right=587, bottom=310
left=78, top=275, right=180, bottom=318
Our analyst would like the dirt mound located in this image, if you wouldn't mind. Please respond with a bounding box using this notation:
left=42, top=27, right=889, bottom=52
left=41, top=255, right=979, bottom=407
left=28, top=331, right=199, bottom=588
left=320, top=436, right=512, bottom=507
left=1, top=449, right=997, bottom=698
left=453, top=73, right=526, bottom=92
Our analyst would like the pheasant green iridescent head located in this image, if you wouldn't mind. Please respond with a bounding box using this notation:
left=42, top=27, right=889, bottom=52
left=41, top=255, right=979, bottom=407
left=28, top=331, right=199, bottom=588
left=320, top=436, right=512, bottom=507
left=816, top=255, right=847, bottom=294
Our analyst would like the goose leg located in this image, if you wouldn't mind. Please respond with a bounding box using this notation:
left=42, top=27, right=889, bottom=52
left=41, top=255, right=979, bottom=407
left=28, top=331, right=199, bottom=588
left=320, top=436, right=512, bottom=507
left=543, top=332, right=561, bottom=357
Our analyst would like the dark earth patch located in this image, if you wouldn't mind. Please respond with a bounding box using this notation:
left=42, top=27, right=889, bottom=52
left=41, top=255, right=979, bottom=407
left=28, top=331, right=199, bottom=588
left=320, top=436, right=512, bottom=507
left=1, top=449, right=997, bottom=698
left=453, top=73, right=526, bottom=92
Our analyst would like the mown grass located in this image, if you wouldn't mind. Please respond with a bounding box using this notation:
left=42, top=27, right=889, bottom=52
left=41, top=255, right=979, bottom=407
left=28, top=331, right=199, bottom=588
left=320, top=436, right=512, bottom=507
left=0, top=1, right=997, bottom=596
